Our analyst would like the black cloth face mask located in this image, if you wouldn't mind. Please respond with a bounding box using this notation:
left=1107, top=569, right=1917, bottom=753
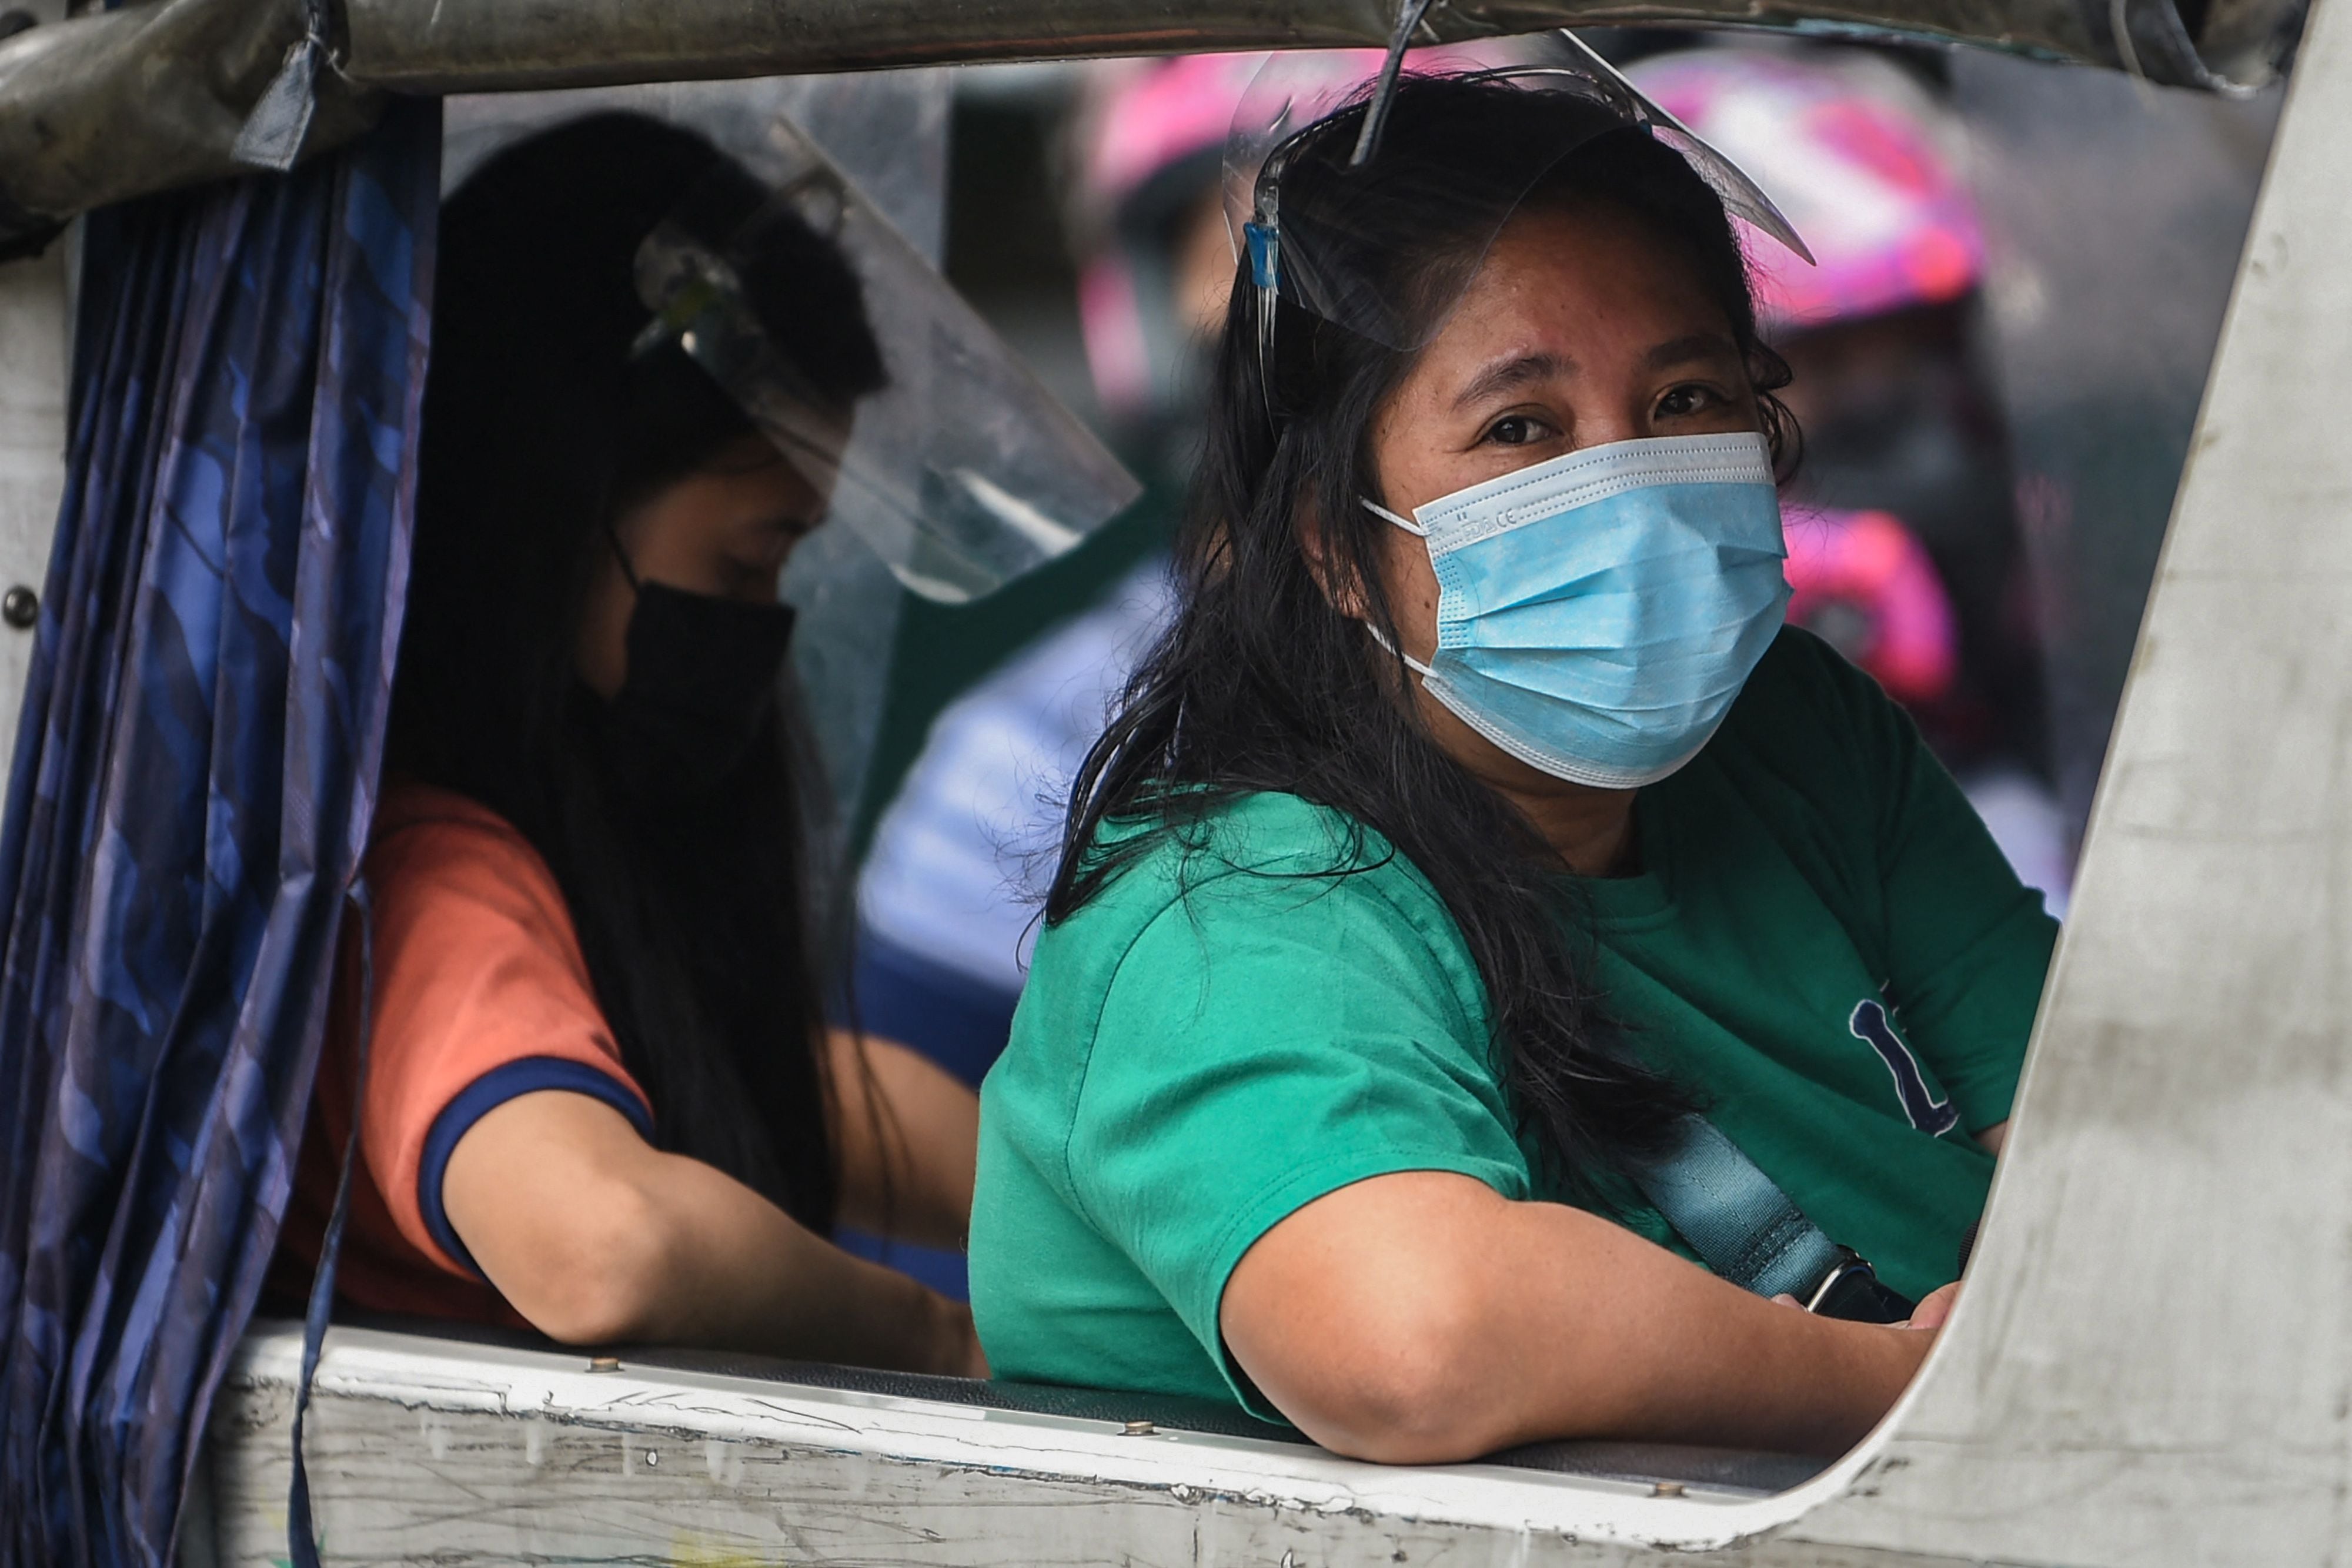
left=598, top=576, right=797, bottom=799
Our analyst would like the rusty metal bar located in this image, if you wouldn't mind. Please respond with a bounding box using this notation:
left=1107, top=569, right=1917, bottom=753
left=0, top=0, right=2306, bottom=252
left=335, top=0, right=2299, bottom=93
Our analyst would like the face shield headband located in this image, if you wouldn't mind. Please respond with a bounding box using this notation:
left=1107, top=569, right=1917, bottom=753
left=632, top=118, right=1140, bottom=604
left=1222, top=32, right=1813, bottom=429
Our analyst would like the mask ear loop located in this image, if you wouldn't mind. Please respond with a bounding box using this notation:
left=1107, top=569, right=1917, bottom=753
left=1364, top=620, right=1440, bottom=681
left=1358, top=497, right=1439, bottom=678
left=1361, top=497, right=1428, bottom=537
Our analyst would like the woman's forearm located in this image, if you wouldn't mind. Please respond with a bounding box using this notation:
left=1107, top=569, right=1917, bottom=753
left=1223, top=1172, right=1930, bottom=1464
left=445, top=1090, right=980, bottom=1375
left=624, top=1144, right=978, bottom=1373
left=1436, top=1193, right=1929, bottom=1457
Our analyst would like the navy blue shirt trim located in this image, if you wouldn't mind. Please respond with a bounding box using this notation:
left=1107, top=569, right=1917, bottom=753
left=417, top=1056, right=654, bottom=1279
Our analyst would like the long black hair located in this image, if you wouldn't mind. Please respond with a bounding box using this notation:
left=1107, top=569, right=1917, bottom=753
left=395, top=113, right=885, bottom=1231
left=1048, top=79, right=1798, bottom=1206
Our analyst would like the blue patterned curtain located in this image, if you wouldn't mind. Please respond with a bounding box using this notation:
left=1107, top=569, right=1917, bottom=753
left=0, top=101, right=437, bottom=1566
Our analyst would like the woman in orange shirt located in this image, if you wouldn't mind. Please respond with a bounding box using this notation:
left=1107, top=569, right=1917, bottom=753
left=273, top=113, right=984, bottom=1373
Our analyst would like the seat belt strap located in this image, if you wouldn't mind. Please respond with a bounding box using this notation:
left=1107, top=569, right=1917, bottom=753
left=1629, top=1116, right=1847, bottom=1302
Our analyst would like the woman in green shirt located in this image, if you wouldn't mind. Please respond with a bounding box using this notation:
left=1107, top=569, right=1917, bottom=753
left=970, top=62, right=2056, bottom=1463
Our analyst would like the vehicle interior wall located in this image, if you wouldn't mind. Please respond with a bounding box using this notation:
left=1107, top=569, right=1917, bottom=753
left=0, top=0, right=72, bottom=771
left=0, top=0, right=71, bottom=797
left=0, top=232, right=67, bottom=805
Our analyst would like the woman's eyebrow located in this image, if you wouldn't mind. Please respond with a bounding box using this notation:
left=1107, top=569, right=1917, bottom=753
left=1641, top=331, right=1742, bottom=372
left=1452, top=352, right=1575, bottom=410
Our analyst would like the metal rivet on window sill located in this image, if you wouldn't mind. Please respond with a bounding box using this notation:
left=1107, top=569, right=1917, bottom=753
left=1121, top=1419, right=1155, bottom=1436
left=589, top=1355, right=621, bottom=1373
left=2, top=587, right=36, bottom=630
left=1652, top=1480, right=1686, bottom=1498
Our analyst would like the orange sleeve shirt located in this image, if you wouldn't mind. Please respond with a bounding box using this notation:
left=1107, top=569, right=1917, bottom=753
left=272, top=780, right=652, bottom=1329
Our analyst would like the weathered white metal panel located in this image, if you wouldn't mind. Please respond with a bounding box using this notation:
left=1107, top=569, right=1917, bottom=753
left=211, top=1323, right=1992, bottom=1566
left=0, top=236, right=66, bottom=800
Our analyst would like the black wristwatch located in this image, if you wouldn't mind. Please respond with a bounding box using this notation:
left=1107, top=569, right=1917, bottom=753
left=1805, top=1248, right=1916, bottom=1324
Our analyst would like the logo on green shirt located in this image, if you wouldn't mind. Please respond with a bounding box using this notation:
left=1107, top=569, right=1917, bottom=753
left=1850, top=999, right=1959, bottom=1137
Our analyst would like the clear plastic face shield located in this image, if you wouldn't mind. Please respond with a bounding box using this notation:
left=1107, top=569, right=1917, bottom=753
left=1221, top=31, right=1813, bottom=410
left=633, top=116, right=1141, bottom=604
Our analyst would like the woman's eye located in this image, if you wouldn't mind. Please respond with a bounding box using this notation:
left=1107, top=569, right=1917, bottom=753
left=1657, top=385, right=1721, bottom=419
left=1485, top=414, right=1550, bottom=446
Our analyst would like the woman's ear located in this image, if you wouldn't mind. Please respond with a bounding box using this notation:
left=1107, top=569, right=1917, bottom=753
left=1297, top=501, right=1372, bottom=621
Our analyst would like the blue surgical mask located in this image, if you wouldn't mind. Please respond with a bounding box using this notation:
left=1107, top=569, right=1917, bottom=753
left=1364, top=431, right=1790, bottom=789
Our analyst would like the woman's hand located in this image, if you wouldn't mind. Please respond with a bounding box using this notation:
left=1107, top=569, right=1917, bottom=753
left=1221, top=1171, right=1939, bottom=1465
left=1903, top=1281, right=1962, bottom=1331
left=442, top=1088, right=982, bottom=1375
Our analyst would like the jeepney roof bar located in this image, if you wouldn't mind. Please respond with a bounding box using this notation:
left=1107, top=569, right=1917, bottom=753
left=0, top=0, right=2310, bottom=256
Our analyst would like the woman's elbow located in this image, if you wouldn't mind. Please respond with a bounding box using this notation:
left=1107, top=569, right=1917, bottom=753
left=489, top=1182, right=676, bottom=1346
left=1307, top=1407, right=1490, bottom=1465
left=526, top=1268, right=663, bottom=1348
left=1258, top=1296, right=1516, bottom=1465
left=1297, top=1362, right=1509, bottom=1465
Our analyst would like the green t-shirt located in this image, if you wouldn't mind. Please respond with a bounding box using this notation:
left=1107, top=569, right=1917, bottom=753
left=968, top=627, right=2057, bottom=1419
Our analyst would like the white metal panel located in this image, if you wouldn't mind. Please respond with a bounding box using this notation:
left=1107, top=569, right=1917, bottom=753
left=208, top=1323, right=1982, bottom=1566
left=0, top=237, right=67, bottom=800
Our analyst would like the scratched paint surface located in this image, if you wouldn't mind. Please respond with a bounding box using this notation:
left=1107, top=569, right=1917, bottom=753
left=202, top=1327, right=2030, bottom=1566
